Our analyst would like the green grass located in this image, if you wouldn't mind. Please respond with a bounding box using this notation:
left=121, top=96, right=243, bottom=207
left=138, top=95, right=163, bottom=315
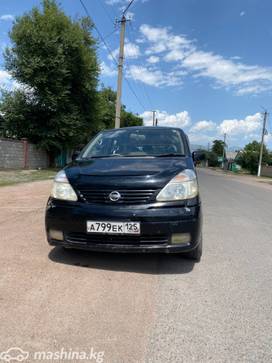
left=0, top=169, right=58, bottom=187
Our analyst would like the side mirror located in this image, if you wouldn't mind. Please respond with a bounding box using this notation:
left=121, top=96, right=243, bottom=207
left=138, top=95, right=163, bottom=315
left=71, top=150, right=80, bottom=161
left=192, top=151, right=196, bottom=162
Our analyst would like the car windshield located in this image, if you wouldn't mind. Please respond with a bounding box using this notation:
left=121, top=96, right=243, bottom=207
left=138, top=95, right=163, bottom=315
left=81, top=128, right=186, bottom=158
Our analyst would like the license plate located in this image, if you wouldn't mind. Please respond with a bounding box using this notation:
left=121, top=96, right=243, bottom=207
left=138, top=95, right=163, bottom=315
left=87, top=221, right=141, bottom=235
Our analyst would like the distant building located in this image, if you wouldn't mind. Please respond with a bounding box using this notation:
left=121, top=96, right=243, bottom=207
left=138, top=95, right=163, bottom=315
left=225, top=151, right=238, bottom=161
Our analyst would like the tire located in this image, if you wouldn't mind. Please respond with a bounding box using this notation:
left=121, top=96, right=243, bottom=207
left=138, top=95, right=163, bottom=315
left=183, top=235, right=202, bottom=262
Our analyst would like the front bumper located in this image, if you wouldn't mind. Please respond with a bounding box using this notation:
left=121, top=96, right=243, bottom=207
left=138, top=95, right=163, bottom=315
left=45, top=199, right=202, bottom=254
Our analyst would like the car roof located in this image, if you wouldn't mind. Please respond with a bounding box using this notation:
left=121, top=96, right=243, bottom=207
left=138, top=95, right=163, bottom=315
left=103, top=126, right=186, bottom=135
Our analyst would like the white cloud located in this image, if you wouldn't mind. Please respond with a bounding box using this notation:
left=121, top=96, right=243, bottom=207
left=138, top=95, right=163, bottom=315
left=0, top=14, right=14, bottom=21
left=0, top=69, right=20, bottom=90
left=106, top=0, right=148, bottom=5
left=0, top=70, right=13, bottom=88
left=141, top=110, right=191, bottom=128
left=127, top=65, right=163, bottom=86
left=140, top=24, right=169, bottom=43
left=188, top=113, right=262, bottom=146
left=147, top=55, right=160, bottom=64
left=139, top=24, right=272, bottom=95
left=236, top=84, right=272, bottom=95
left=140, top=24, right=191, bottom=57
left=264, top=134, right=272, bottom=143
left=124, top=42, right=141, bottom=58
left=138, top=110, right=266, bottom=148
left=125, top=11, right=134, bottom=19
left=0, top=70, right=11, bottom=84
left=127, top=65, right=184, bottom=87
left=188, top=133, right=214, bottom=146
left=100, top=61, right=117, bottom=77
left=105, top=0, right=125, bottom=5
left=182, top=50, right=272, bottom=94
left=111, top=41, right=140, bottom=60
left=164, top=49, right=186, bottom=62
left=218, top=113, right=262, bottom=136
left=190, top=120, right=216, bottom=132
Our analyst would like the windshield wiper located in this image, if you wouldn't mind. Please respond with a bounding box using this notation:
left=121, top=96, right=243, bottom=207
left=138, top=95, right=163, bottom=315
left=83, top=154, right=124, bottom=159
left=155, top=153, right=186, bottom=157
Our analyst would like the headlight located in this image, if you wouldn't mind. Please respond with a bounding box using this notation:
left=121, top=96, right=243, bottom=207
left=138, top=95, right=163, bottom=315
left=51, top=170, right=78, bottom=201
left=156, top=169, right=198, bottom=202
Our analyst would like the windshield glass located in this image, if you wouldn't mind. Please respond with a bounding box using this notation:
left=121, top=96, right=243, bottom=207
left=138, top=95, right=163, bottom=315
left=81, top=128, right=186, bottom=158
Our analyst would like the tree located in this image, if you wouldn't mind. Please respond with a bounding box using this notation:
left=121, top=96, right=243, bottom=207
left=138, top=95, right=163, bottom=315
left=96, top=87, right=116, bottom=130
left=121, top=107, right=143, bottom=127
left=236, top=140, right=270, bottom=174
left=211, top=139, right=225, bottom=156
left=1, top=0, right=99, bottom=159
left=97, top=86, right=143, bottom=129
left=0, top=113, right=4, bottom=137
left=207, top=151, right=220, bottom=167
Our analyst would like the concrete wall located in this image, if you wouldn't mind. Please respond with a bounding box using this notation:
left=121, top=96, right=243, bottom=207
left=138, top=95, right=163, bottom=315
left=27, top=142, right=49, bottom=169
left=0, top=138, right=49, bottom=169
left=261, top=166, right=272, bottom=178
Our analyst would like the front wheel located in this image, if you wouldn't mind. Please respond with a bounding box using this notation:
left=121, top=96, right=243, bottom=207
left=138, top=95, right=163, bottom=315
left=183, top=235, right=202, bottom=262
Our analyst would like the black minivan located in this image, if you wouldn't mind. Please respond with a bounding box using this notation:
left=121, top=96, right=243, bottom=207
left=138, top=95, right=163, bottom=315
left=45, top=126, right=202, bottom=261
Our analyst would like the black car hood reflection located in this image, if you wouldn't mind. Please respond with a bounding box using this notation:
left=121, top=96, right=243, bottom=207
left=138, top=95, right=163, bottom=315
left=70, top=157, right=190, bottom=176
left=84, top=157, right=189, bottom=175
left=65, top=156, right=193, bottom=190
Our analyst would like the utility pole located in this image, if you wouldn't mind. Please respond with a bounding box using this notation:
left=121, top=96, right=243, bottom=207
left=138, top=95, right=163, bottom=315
left=114, top=0, right=135, bottom=128
left=222, top=133, right=227, bottom=169
left=155, top=118, right=158, bottom=126
left=115, top=16, right=126, bottom=129
left=152, top=111, right=156, bottom=126
left=257, top=111, right=268, bottom=177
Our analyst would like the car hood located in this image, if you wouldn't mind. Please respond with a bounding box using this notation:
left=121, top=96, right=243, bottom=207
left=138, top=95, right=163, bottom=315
left=66, top=157, right=193, bottom=189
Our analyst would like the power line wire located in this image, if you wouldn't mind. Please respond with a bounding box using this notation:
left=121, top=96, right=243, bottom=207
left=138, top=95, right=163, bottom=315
left=123, top=0, right=136, bottom=15
left=124, top=77, right=146, bottom=112
left=79, top=0, right=118, bottom=64
left=103, top=27, right=118, bottom=40
left=79, top=0, right=145, bottom=111
left=126, top=23, right=153, bottom=110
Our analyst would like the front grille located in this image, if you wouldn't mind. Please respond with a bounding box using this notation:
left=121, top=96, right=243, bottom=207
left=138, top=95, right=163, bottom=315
left=76, top=187, right=158, bottom=204
left=65, top=232, right=169, bottom=246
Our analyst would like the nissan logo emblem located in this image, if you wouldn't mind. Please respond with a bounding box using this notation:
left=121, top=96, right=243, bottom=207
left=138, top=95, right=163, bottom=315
left=109, top=191, right=121, bottom=202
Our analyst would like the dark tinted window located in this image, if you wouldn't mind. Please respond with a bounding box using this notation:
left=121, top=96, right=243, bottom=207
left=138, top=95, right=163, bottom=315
left=82, top=128, right=185, bottom=158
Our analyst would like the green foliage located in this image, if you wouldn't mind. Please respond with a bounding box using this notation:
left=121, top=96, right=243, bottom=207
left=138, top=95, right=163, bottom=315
left=236, top=140, right=270, bottom=174
left=121, top=107, right=143, bottom=127
left=207, top=151, right=220, bottom=167
left=197, top=149, right=208, bottom=160
left=1, top=0, right=99, bottom=154
left=0, top=114, right=4, bottom=136
left=97, top=87, right=116, bottom=130
left=211, top=139, right=225, bottom=156
left=205, top=139, right=226, bottom=166
left=97, top=86, right=143, bottom=129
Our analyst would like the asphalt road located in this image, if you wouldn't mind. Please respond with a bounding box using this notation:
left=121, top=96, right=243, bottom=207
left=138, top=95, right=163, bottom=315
left=0, top=168, right=271, bottom=363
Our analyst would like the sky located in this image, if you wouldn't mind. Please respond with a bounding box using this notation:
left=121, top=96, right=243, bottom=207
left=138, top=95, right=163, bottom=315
left=0, top=0, right=272, bottom=149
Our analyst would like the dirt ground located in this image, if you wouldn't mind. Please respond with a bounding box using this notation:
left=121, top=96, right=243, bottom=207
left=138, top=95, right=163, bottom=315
left=0, top=171, right=272, bottom=362
left=0, top=180, right=158, bottom=363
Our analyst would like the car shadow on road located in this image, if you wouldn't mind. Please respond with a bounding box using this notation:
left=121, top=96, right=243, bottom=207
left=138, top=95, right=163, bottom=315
left=48, top=247, right=195, bottom=275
